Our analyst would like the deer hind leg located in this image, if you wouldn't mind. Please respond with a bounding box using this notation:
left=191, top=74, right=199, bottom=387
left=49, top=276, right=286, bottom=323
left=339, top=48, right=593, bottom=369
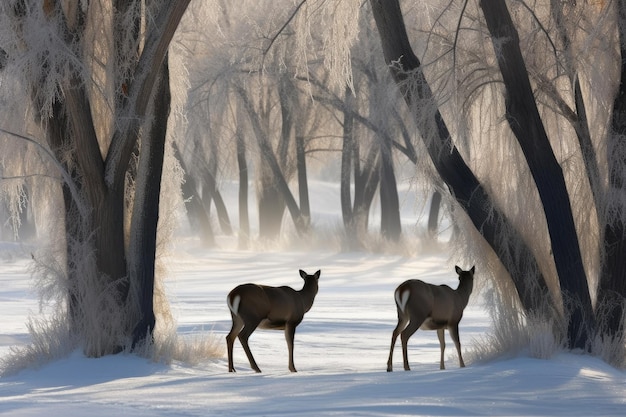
left=284, top=323, right=297, bottom=372
left=237, top=318, right=263, bottom=373
left=226, top=314, right=244, bottom=372
left=437, top=328, right=446, bottom=370
left=399, top=317, right=423, bottom=371
left=387, top=311, right=409, bottom=372
left=449, top=324, right=465, bottom=368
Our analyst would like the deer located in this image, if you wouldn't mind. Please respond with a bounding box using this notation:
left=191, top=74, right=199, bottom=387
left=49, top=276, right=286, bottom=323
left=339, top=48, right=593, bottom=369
left=387, top=265, right=475, bottom=372
left=226, top=269, right=320, bottom=373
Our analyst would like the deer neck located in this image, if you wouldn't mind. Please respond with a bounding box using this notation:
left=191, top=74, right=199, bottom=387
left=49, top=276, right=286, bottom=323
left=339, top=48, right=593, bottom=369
left=456, top=278, right=474, bottom=307
left=299, top=281, right=319, bottom=312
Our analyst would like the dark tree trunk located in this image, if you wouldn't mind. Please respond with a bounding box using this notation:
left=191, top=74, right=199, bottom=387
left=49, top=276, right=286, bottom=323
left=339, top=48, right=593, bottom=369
left=428, top=191, right=442, bottom=239
left=130, top=58, right=170, bottom=348
left=370, top=0, right=557, bottom=320
left=480, top=0, right=594, bottom=349
left=236, top=129, right=250, bottom=249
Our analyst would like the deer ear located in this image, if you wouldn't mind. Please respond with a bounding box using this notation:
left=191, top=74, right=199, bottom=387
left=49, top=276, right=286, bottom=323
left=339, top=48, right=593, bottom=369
left=470, top=266, right=475, bottom=274
left=314, top=270, right=321, bottom=279
left=455, top=265, right=462, bottom=275
left=299, top=269, right=306, bottom=279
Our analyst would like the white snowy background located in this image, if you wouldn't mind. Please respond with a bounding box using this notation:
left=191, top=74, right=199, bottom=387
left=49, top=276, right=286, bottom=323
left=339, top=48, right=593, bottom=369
left=0, top=181, right=624, bottom=416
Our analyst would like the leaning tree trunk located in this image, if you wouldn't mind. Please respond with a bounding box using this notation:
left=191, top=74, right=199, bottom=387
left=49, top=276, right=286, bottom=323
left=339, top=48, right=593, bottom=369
left=480, top=0, right=595, bottom=349
left=370, top=0, right=557, bottom=320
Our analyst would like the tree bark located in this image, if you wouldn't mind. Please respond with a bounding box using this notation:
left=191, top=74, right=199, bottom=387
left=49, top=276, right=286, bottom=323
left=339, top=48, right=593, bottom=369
left=129, top=57, right=170, bottom=348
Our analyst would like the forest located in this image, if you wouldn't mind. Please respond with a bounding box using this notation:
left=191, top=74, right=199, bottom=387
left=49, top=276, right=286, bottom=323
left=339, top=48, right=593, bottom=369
left=0, top=0, right=624, bottom=370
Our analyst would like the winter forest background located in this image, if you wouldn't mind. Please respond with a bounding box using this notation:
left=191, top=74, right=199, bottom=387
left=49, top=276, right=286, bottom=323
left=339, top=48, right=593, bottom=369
left=0, top=0, right=625, bottom=379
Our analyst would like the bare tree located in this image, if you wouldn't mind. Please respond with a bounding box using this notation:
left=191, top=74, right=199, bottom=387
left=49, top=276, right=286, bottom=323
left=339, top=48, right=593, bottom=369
left=0, top=0, right=190, bottom=355
left=369, top=0, right=626, bottom=356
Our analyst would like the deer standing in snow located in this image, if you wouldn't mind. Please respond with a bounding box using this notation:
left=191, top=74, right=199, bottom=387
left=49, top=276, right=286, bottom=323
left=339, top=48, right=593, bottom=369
left=387, top=265, right=475, bottom=372
left=226, top=269, right=320, bottom=373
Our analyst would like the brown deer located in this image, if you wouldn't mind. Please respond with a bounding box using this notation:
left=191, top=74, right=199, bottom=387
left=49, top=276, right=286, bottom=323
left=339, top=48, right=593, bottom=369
left=226, top=269, right=320, bottom=373
left=387, top=265, right=475, bottom=372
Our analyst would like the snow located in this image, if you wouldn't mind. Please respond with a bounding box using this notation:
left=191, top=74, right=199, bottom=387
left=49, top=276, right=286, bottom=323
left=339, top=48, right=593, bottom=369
left=1, top=179, right=625, bottom=416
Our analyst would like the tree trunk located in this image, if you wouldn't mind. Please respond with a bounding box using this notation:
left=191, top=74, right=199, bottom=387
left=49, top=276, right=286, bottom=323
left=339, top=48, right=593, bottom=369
left=296, top=134, right=311, bottom=228
left=341, top=88, right=356, bottom=240
left=173, top=142, right=215, bottom=245
left=379, top=133, right=401, bottom=241
left=428, top=191, right=442, bottom=239
left=370, top=0, right=557, bottom=320
left=236, top=128, right=250, bottom=249
left=129, top=58, right=170, bottom=348
left=480, top=0, right=594, bottom=349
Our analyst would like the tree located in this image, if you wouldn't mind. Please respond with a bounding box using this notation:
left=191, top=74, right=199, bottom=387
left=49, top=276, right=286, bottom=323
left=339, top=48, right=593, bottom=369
left=369, top=0, right=625, bottom=356
left=0, top=0, right=190, bottom=356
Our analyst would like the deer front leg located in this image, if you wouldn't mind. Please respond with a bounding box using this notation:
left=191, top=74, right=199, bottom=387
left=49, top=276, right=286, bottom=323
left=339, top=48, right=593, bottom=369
left=285, top=323, right=297, bottom=372
left=449, top=324, right=465, bottom=368
left=437, top=328, right=446, bottom=370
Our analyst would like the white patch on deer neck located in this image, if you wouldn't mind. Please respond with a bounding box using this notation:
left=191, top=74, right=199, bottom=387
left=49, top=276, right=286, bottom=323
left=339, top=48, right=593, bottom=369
left=228, top=294, right=241, bottom=315
left=395, top=288, right=410, bottom=313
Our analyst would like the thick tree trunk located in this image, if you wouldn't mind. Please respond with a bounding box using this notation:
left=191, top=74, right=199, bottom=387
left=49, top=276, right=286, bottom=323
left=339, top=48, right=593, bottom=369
left=129, top=58, right=170, bottom=348
left=370, top=0, right=557, bottom=320
left=480, top=0, right=594, bottom=349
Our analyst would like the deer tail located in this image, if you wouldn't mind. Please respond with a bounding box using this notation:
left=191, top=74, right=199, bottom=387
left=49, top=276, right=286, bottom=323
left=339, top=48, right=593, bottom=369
left=395, top=288, right=410, bottom=313
left=227, top=294, right=241, bottom=315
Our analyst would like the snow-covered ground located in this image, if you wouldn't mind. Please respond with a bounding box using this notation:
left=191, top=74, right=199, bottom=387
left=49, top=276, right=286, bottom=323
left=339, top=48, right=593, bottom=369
left=1, top=242, right=625, bottom=416
left=1, top=178, right=625, bottom=416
